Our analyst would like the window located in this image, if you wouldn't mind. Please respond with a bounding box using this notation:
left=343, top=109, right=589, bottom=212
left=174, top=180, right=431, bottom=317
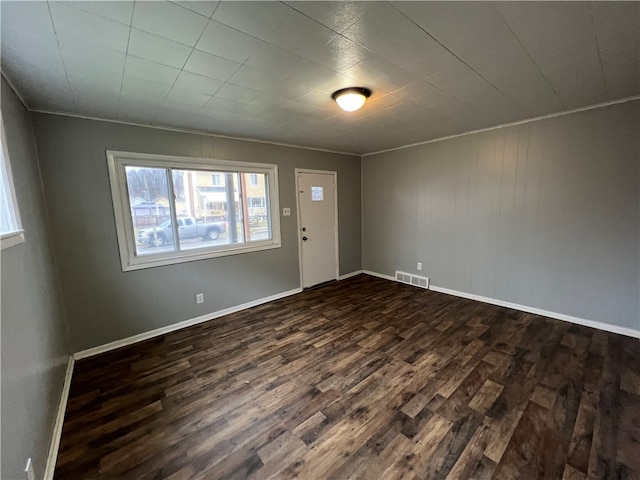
left=0, top=117, right=24, bottom=249
left=107, top=151, right=281, bottom=271
left=249, top=174, right=259, bottom=186
left=248, top=197, right=265, bottom=208
left=211, top=173, right=224, bottom=186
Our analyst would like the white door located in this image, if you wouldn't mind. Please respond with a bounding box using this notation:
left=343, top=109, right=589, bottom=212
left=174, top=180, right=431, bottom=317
left=297, top=170, right=338, bottom=288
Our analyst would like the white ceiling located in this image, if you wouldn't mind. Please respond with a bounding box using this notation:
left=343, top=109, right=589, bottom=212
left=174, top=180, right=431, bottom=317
left=1, top=1, right=638, bottom=155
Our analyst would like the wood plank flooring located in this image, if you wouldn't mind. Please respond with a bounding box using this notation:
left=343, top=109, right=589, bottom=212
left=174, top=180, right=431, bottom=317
left=54, top=275, right=640, bottom=479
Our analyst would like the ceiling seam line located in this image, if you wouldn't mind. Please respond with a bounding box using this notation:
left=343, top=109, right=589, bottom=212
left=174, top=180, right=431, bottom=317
left=418, top=78, right=483, bottom=118
left=589, top=5, right=611, bottom=99
left=46, top=1, right=77, bottom=112
left=280, top=0, right=404, bottom=84
left=197, top=3, right=272, bottom=118
left=151, top=7, right=225, bottom=126
left=123, top=5, right=229, bottom=124
left=59, top=3, right=130, bottom=27
left=280, top=1, right=352, bottom=38
left=389, top=3, right=511, bottom=102
left=116, top=0, right=136, bottom=121
left=209, top=11, right=282, bottom=44
left=194, top=0, right=227, bottom=117
left=496, top=10, right=566, bottom=110
left=166, top=1, right=213, bottom=21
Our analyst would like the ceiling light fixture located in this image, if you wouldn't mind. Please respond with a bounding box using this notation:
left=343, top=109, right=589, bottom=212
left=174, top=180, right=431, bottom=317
left=331, top=87, right=372, bottom=112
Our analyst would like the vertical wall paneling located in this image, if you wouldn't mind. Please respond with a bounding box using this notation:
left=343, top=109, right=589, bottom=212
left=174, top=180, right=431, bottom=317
left=363, top=101, right=639, bottom=331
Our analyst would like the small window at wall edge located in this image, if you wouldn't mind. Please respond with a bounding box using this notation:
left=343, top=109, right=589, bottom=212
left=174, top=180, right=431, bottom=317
left=0, top=116, right=25, bottom=249
left=106, top=150, right=281, bottom=272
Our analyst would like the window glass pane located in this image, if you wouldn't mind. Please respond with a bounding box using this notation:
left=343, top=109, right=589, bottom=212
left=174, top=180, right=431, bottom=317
left=241, top=172, right=271, bottom=242
left=172, top=169, right=243, bottom=251
left=312, top=186, right=324, bottom=201
left=0, top=144, right=18, bottom=235
left=0, top=163, right=15, bottom=234
left=125, top=166, right=175, bottom=256
left=110, top=152, right=281, bottom=271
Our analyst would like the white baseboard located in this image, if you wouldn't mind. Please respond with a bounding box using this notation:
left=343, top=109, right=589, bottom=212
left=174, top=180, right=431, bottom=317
left=362, top=270, right=396, bottom=281
left=44, top=356, right=75, bottom=480
left=361, top=269, right=639, bottom=338
left=38, top=274, right=638, bottom=478
left=338, top=270, right=363, bottom=280
left=73, top=288, right=303, bottom=360
left=429, top=284, right=640, bottom=339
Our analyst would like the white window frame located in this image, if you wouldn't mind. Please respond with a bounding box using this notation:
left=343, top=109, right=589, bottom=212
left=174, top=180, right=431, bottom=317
left=106, top=150, right=281, bottom=272
left=0, top=117, right=25, bottom=249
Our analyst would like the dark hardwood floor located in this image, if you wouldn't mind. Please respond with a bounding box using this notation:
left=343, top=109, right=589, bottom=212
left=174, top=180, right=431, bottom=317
left=55, top=274, right=640, bottom=479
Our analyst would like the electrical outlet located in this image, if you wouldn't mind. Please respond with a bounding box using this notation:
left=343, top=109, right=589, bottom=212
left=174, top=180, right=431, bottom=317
left=196, top=293, right=204, bottom=304
left=282, top=207, right=291, bottom=216
left=25, top=458, right=35, bottom=480
left=417, top=262, right=422, bottom=271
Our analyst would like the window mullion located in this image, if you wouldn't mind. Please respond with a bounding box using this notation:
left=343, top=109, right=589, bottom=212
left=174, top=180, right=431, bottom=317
left=167, top=168, right=181, bottom=252
left=238, top=172, right=251, bottom=243
left=265, top=175, right=272, bottom=240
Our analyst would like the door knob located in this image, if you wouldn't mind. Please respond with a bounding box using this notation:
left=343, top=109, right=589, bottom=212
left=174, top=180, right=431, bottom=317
left=302, top=236, right=308, bottom=241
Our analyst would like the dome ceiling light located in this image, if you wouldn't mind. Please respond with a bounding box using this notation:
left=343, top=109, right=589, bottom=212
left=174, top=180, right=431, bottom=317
left=331, top=87, right=372, bottom=112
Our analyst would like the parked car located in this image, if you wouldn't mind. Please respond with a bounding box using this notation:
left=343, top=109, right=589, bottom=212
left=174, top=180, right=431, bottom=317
left=137, top=216, right=227, bottom=246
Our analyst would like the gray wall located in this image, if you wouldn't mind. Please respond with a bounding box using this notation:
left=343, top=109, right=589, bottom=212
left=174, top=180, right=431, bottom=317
left=1, top=79, right=71, bottom=479
left=363, top=101, right=639, bottom=331
left=32, top=114, right=361, bottom=352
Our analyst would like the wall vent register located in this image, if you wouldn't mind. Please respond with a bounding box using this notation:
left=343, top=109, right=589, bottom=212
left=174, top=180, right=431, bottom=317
left=395, top=271, right=430, bottom=289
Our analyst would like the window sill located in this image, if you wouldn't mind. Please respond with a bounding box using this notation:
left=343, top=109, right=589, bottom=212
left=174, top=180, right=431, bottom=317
left=1, top=229, right=25, bottom=250
left=122, top=240, right=281, bottom=271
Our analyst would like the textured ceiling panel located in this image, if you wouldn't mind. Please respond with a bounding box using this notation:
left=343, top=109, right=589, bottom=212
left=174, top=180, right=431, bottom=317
left=1, top=1, right=638, bottom=154
left=66, top=1, right=134, bottom=25
left=212, top=1, right=291, bottom=41
left=49, top=2, right=131, bottom=52
left=132, top=1, right=210, bottom=46
left=195, top=20, right=264, bottom=63
left=127, top=28, right=193, bottom=68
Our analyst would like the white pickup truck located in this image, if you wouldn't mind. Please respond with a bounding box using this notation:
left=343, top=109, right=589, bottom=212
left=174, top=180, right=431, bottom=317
left=137, top=216, right=227, bottom=247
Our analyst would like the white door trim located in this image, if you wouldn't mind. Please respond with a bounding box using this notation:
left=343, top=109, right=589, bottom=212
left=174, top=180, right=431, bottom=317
left=295, top=168, right=339, bottom=289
